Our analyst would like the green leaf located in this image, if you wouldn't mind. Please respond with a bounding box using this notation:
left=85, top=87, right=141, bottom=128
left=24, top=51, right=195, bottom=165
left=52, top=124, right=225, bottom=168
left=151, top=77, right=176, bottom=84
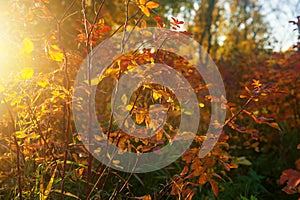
left=232, top=156, right=252, bottom=166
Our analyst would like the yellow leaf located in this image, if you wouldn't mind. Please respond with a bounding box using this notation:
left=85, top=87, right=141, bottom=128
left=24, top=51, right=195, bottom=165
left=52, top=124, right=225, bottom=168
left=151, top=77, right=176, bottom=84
left=94, top=147, right=101, bottom=153
left=51, top=90, right=60, bottom=97
left=37, top=80, right=48, bottom=88
left=45, top=167, right=57, bottom=198
left=0, top=85, right=5, bottom=93
left=140, top=6, right=150, bottom=17
left=51, top=190, right=80, bottom=199
left=21, top=67, right=34, bottom=80
left=50, top=44, right=60, bottom=51
left=20, top=38, right=34, bottom=54
left=146, top=1, right=159, bottom=9
left=112, top=160, right=120, bottom=165
left=199, top=103, right=205, bottom=108
left=126, top=104, right=133, bottom=111
left=152, top=90, right=162, bottom=100
left=15, top=131, right=27, bottom=139
left=84, top=77, right=100, bottom=86
left=137, top=0, right=146, bottom=5
left=40, top=167, right=57, bottom=200
left=48, top=45, right=64, bottom=62
left=94, top=135, right=104, bottom=141
left=121, top=94, right=127, bottom=105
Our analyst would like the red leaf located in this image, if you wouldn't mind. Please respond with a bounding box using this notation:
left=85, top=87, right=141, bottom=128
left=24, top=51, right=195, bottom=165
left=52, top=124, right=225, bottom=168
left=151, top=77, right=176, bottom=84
left=280, top=169, right=300, bottom=194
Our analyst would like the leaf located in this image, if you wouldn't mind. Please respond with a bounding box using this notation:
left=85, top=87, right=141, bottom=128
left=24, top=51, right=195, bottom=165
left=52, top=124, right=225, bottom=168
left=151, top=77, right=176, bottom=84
left=198, top=173, right=208, bottom=185
left=170, top=17, right=184, bottom=26
left=265, top=121, right=281, bottom=131
left=15, top=131, right=27, bottom=139
left=126, top=104, right=133, bottom=111
left=141, top=19, right=147, bottom=28
left=209, top=179, right=218, bottom=196
left=136, top=113, right=145, bottom=124
left=121, top=94, right=127, bottom=105
left=154, top=16, right=164, bottom=27
left=232, top=156, right=252, bottom=166
left=152, top=90, right=162, bottom=100
left=180, top=166, right=189, bottom=176
left=43, top=166, right=57, bottom=200
left=21, top=67, right=34, bottom=80
left=84, top=77, right=100, bottom=86
left=252, top=79, right=262, bottom=88
left=140, top=6, right=150, bottom=17
left=205, top=157, right=216, bottom=168
left=27, top=132, right=40, bottom=140
left=37, top=80, right=48, bottom=88
left=20, top=38, right=34, bottom=54
left=0, top=85, right=5, bottom=93
left=136, top=0, right=159, bottom=17
left=146, top=1, right=159, bottom=9
left=48, top=45, right=64, bottom=62
left=52, top=190, right=80, bottom=199
left=199, top=103, right=205, bottom=108
left=135, top=194, right=152, bottom=200
left=183, top=108, right=193, bottom=115
left=280, top=169, right=300, bottom=194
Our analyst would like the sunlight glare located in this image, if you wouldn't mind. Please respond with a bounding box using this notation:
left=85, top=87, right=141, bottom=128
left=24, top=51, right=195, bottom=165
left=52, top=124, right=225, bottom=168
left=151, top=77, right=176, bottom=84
left=0, top=13, right=19, bottom=78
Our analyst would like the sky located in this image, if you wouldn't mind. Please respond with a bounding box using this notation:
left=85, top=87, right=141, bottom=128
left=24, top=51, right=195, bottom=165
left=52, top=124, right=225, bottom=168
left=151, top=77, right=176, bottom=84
left=260, top=0, right=300, bottom=51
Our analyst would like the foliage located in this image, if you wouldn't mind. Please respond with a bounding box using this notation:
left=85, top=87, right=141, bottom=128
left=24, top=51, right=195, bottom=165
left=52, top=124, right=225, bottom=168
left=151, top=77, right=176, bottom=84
left=0, top=0, right=299, bottom=200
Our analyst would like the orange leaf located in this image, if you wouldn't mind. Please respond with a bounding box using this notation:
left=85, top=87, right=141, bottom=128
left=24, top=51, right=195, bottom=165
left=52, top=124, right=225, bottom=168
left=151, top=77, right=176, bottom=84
left=136, top=113, right=146, bottom=124
left=146, top=1, right=159, bottom=9
left=205, top=157, right=216, bottom=168
left=265, top=121, right=281, bottom=131
left=198, top=173, right=208, bottom=185
left=209, top=179, right=219, bottom=196
left=137, top=0, right=159, bottom=17
left=180, top=166, right=189, bottom=176
left=135, top=194, right=151, bottom=200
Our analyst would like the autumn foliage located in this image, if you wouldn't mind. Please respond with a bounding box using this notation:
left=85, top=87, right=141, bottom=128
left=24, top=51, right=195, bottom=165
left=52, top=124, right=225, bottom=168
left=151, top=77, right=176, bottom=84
left=0, top=0, right=299, bottom=200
